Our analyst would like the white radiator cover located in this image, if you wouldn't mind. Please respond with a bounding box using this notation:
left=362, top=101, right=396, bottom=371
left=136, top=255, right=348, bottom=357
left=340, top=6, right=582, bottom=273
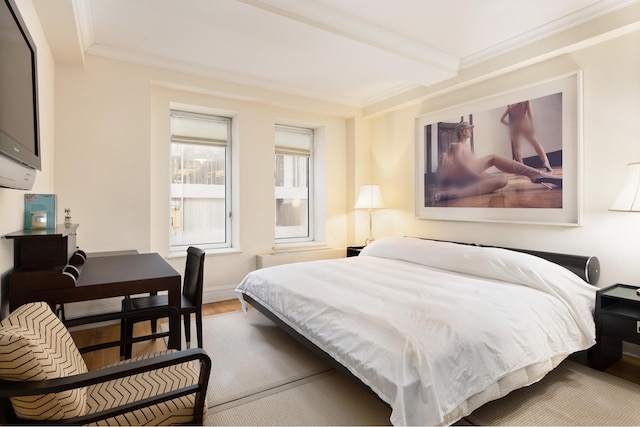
left=257, top=247, right=346, bottom=269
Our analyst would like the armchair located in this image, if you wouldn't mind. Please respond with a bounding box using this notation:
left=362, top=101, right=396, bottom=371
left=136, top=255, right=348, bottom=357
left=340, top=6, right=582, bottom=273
left=0, top=301, right=211, bottom=425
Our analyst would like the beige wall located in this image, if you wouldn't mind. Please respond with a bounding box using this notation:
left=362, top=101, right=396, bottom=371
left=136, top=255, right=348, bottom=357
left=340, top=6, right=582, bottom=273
left=366, top=30, right=640, bottom=288
left=3, top=0, right=639, bottom=317
left=0, top=0, right=55, bottom=310
left=53, top=55, right=358, bottom=313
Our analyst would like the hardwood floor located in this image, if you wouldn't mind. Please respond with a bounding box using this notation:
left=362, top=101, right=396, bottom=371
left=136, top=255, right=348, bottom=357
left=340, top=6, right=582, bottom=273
left=606, top=354, right=640, bottom=385
left=70, top=299, right=242, bottom=371
left=71, top=298, right=640, bottom=387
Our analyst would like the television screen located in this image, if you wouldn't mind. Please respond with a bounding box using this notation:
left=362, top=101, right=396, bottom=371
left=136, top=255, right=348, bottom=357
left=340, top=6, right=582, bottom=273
left=0, top=0, right=40, bottom=171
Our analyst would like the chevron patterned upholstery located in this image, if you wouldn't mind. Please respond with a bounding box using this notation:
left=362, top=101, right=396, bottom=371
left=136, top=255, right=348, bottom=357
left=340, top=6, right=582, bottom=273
left=0, top=301, right=88, bottom=420
left=0, top=302, right=209, bottom=425
left=86, top=350, right=207, bottom=426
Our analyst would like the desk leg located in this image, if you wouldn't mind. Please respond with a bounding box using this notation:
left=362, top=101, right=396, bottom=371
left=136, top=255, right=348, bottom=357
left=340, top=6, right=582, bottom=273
left=167, top=289, right=181, bottom=350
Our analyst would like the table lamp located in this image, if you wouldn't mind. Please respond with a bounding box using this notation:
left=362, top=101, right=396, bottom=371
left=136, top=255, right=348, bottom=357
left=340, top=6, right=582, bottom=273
left=355, top=184, right=385, bottom=245
left=610, top=162, right=640, bottom=296
left=610, top=162, right=640, bottom=212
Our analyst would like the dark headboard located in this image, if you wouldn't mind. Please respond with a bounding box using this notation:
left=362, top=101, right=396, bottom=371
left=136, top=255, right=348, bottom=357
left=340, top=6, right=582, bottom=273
left=488, top=246, right=600, bottom=285
left=416, top=238, right=600, bottom=285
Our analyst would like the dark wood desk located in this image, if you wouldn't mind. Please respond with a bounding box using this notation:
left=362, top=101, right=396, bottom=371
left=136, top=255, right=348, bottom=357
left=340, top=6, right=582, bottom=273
left=8, top=253, right=182, bottom=350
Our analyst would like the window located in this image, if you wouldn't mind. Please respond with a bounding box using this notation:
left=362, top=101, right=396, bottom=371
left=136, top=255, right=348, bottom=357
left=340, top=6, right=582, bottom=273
left=170, top=111, right=231, bottom=250
left=275, top=125, right=313, bottom=243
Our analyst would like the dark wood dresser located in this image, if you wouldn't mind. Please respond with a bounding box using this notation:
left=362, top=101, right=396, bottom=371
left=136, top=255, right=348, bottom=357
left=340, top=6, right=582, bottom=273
left=4, top=224, right=85, bottom=313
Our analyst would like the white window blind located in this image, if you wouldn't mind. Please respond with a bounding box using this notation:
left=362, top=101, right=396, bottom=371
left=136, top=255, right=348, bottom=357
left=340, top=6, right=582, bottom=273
left=275, top=125, right=313, bottom=243
left=170, top=110, right=231, bottom=250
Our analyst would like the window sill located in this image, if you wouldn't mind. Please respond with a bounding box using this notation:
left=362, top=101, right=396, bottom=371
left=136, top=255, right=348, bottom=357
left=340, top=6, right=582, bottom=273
left=167, top=247, right=242, bottom=258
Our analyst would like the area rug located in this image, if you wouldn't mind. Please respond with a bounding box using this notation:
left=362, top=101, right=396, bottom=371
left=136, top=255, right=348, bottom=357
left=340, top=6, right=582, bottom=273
left=464, top=358, right=640, bottom=426
left=207, top=370, right=392, bottom=426
left=162, top=309, right=392, bottom=425
left=170, top=309, right=333, bottom=406
left=165, top=310, right=640, bottom=426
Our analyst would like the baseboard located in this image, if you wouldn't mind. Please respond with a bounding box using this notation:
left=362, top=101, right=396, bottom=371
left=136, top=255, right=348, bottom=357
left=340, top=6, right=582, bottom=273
left=203, top=284, right=238, bottom=304
left=623, top=342, right=640, bottom=359
left=65, top=284, right=240, bottom=331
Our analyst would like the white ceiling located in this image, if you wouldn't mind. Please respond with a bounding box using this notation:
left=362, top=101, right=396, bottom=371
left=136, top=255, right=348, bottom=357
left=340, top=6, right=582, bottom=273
left=34, top=0, right=638, bottom=107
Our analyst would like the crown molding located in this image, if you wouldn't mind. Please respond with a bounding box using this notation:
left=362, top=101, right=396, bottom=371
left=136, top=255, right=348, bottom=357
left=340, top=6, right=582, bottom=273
left=71, top=0, right=639, bottom=109
left=237, top=0, right=459, bottom=75
left=86, top=44, right=365, bottom=107
left=461, top=0, right=638, bottom=68
left=73, top=0, right=93, bottom=51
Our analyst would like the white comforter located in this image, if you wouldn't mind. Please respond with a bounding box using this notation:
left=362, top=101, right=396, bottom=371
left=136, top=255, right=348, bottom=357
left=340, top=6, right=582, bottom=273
left=235, top=237, right=597, bottom=426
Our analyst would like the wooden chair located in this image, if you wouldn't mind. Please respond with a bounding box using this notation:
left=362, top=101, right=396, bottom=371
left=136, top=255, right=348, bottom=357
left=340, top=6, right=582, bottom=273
left=121, top=246, right=205, bottom=359
left=0, top=301, right=211, bottom=425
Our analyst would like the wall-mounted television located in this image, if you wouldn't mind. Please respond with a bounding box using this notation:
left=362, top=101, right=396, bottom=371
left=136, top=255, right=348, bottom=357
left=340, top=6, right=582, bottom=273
left=0, top=0, right=40, bottom=190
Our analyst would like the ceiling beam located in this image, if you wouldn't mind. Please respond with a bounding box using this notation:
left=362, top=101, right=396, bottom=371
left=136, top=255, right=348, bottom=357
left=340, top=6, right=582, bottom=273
left=236, top=0, right=460, bottom=79
left=33, top=0, right=85, bottom=65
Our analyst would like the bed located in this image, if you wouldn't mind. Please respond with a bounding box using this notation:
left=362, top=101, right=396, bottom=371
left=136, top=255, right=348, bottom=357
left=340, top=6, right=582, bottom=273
left=235, top=237, right=600, bottom=426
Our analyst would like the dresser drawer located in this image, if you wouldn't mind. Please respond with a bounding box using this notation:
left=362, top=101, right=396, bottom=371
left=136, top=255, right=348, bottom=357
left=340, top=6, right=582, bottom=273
left=601, top=313, right=640, bottom=344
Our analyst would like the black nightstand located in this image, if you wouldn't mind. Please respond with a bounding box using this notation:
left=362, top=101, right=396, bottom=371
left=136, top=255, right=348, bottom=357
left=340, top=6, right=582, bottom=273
left=346, top=246, right=365, bottom=257
left=593, top=283, right=640, bottom=370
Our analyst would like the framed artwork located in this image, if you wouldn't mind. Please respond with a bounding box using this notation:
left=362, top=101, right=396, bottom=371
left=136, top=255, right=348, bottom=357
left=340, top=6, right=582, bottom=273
left=414, top=71, right=582, bottom=225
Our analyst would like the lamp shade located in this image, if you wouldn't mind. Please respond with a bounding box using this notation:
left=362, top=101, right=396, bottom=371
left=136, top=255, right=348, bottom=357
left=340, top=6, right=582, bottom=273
left=610, top=162, right=640, bottom=211
left=354, top=185, right=384, bottom=209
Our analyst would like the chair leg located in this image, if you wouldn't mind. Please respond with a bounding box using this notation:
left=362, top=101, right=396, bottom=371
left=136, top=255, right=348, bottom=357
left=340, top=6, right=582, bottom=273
left=121, top=296, right=130, bottom=357
left=124, top=319, right=134, bottom=359
left=150, top=319, right=157, bottom=334
left=184, top=313, right=191, bottom=347
left=196, top=310, right=203, bottom=348
left=120, top=318, right=126, bottom=357
left=120, top=299, right=127, bottom=357
left=55, top=304, right=66, bottom=322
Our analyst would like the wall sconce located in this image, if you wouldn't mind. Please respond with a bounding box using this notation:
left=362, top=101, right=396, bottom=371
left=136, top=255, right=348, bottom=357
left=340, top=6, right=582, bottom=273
left=610, top=162, right=640, bottom=212
left=354, top=184, right=385, bottom=245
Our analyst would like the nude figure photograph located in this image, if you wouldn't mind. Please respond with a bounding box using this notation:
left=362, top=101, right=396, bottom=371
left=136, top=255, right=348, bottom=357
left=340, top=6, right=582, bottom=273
left=422, top=93, right=563, bottom=210
left=414, top=72, right=581, bottom=226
